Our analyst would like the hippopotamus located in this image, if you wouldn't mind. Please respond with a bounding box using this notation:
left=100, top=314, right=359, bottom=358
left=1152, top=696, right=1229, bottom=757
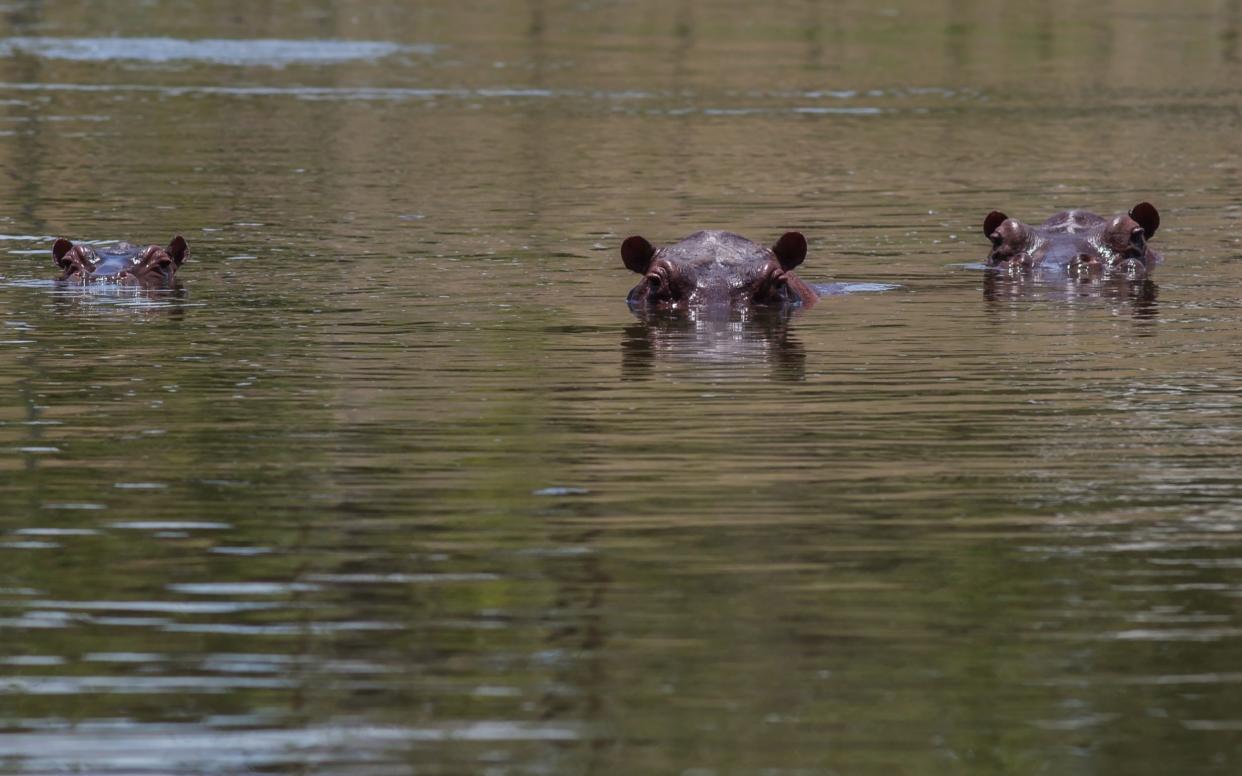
left=620, top=230, right=818, bottom=310
left=982, top=203, right=1162, bottom=278
left=53, top=236, right=189, bottom=287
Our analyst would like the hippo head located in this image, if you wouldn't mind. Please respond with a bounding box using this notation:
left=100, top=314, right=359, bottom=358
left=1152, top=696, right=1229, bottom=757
left=621, top=230, right=816, bottom=310
left=54, top=236, right=189, bottom=286
left=982, top=203, right=1161, bottom=278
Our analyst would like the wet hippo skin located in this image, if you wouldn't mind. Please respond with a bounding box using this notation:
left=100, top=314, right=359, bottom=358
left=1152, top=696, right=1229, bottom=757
left=620, top=230, right=818, bottom=310
left=53, top=236, right=189, bottom=287
left=982, top=203, right=1162, bottom=279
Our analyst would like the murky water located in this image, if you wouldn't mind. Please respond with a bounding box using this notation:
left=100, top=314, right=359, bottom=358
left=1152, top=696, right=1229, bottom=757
left=2, top=1, right=1242, bottom=773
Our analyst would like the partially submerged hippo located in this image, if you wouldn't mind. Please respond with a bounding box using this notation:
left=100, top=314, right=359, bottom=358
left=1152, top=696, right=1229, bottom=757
left=621, top=230, right=818, bottom=310
left=53, top=236, right=189, bottom=287
left=982, top=203, right=1162, bottom=278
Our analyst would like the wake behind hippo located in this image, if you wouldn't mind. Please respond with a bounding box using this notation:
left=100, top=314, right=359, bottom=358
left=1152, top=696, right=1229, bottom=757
left=53, top=236, right=189, bottom=287
left=621, top=230, right=818, bottom=311
left=982, top=203, right=1162, bottom=279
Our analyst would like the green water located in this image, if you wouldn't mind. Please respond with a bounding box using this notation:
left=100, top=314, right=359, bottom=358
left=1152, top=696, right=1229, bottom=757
left=2, top=1, right=1242, bottom=773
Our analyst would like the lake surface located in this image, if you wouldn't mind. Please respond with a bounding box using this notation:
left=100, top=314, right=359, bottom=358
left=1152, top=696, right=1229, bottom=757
left=2, top=1, right=1242, bottom=773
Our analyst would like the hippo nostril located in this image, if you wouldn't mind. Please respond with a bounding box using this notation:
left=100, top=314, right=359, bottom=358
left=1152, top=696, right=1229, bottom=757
left=1069, top=255, right=1095, bottom=278
left=1116, top=257, right=1146, bottom=279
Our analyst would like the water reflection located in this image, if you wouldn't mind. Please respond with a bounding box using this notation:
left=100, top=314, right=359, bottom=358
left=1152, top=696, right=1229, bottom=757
left=41, top=282, right=192, bottom=320
left=621, top=306, right=806, bottom=382
left=981, top=270, right=1159, bottom=322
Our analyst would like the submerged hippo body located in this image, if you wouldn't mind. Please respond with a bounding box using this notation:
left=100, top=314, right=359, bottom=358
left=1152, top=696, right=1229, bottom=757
left=621, top=230, right=818, bottom=311
left=53, top=236, right=189, bottom=287
left=982, top=203, right=1162, bottom=279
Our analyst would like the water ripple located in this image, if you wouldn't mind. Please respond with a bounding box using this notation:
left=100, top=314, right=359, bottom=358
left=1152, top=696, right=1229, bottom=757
left=26, top=600, right=282, bottom=615
left=0, top=720, right=584, bottom=773
left=0, top=37, right=432, bottom=66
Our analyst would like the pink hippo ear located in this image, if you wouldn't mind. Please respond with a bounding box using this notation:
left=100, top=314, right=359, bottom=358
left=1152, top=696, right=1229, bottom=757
left=983, top=211, right=1009, bottom=239
left=1129, top=202, right=1159, bottom=239
left=621, top=235, right=655, bottom=274
left=772, top=231, right=807, bottom=271
left=166, top=235, right=189, bottom=266
left=52, top=238, right=75, bottom=267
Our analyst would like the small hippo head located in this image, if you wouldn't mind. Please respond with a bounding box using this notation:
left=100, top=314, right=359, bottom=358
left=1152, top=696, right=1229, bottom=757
left=54, top=236, right=189, bottom=286
left=620, top=230, right=816, bottom=310
left=983, top=203, right=1161, bottom=278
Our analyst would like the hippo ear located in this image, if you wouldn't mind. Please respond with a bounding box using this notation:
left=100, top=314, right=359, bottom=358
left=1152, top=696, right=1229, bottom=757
left=772, top=232, right=807, bottom=271
left=621, top=236, right=655, bottom=274
left=983, top=211, right=1008, bottom=239
left=166, top=235, right=189, bottom=266
left=52, top=238, right=74, bottom=265
left=1129, top=202, right=1159, bottom=239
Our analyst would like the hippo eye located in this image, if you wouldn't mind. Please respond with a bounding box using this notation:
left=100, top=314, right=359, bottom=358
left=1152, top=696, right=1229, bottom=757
left=645, top=268, right=671, bottom=299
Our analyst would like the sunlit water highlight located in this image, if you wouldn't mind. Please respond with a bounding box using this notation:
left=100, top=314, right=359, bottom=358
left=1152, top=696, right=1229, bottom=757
left=0, top=37, right=430, bottom=66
